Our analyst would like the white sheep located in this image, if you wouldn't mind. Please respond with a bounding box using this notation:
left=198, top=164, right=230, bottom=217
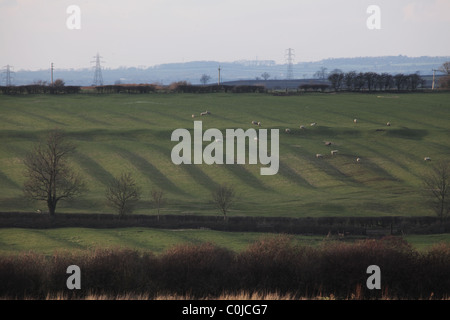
left=36, top=209, right=42, bottom=214
left=354, top=119, right=357, bottom=123
left=424, top=157, right=431, bottom=161
left=285, top=128, right=291, bottom=134
left=316, top=154, right=323, bottom=158
left=299, top=125, right=305, bottom=130
left=386, top=122, right=391, bottom=126
left=310, top=122, right=317, bottom=126
left=331, top=150, right=338, bottom=156
left=324, top=141, right=332, bottom=146
left=251, top=120, right=258, bottom=125
left=356, top=157, right=361, bottom=162
left=257, top=121, right=261, bottom=126
left=192, top=114, right=195, bottom=118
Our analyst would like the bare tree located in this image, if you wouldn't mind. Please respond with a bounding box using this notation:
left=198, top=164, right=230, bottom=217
left=261, top=72, right=270, bottom=81
left=423, top=160, right=450, bottom=222
left=314, top=67, right=328, bottom=80
left=151, top=189, right=165, bottom=220
left=439, top=62, right=450, bottom=75
left=200, top=74, right=211, bottom=85
left=23, top=129, right=85, bottom=216
left=211, top=183, right=235, bottom=220
left=106, top=172, right=140, bottom=217
left=53, top=79, right=65, bottom=87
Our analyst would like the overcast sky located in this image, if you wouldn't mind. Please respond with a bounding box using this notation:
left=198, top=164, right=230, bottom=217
left=1, top=0, right=449, bottom=70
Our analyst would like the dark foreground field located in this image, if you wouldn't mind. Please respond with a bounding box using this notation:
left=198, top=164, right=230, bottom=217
left=1, top=235, right=449, bottom=300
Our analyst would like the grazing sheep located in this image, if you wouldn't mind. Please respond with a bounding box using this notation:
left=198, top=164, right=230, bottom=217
left=324, top=141, right=332, bottom=146
left=331, top=150, right=339, bottom=156
left=299, top=125, right=305, bottom=130
left=192, top=114, right=195, bottom=118
left=316, top=154, right=323, bottom=158
left=201, top=111, right=211, bottom=116
left=424, top=157, right=431, bottom=161
left=252, top=120, right=258, bottom=125
left=354, top=119, right=357, bottom=123
left=386, top=122, right=391, bottom=126
left=257, top=121, right=261, bottom=126
left=36, top=209, right=42, bottom=214
left=285, top=128, right=291, bottom=134
left=310, top=122, right=317, bottom=126
left=356, top=157, right=361, bottom=162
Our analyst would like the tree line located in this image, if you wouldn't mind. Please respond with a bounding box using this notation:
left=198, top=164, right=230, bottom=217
left=326, top=71, right=426, bottom=92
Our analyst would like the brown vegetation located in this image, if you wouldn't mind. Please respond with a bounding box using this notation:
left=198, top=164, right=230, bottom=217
left=0, top=235, right=449, bottom=300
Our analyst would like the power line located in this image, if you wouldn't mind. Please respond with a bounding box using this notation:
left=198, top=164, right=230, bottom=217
left=91, top=53, right=104, bottom=86
left=2, top=65, right=14, bottom=86
left=285, top=48, right=295, bottom=80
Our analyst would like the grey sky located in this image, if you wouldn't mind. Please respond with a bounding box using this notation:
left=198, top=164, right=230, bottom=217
left=1, top=0, right=449, bottom=71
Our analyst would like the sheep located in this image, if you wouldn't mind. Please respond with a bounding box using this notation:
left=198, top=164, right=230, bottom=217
left=257, top=121, right=261, bottom=126
left=386, top=122, right=391, bottom=126
left=356, top=157, right=361, bottom=162
left=299, top=125, right=305, bottom=130
left=324, top=141, right=332, bottom=146
left=36, top=209, right=42, bottom=214
left=310, top=122, right=317, bottom=126
left=424, top=157, right=431, bottom=161
left=200, top=111, right=211, bottom=116
left=316, top=154, right=323, bottom=158
left=354, top=119, right=357, bottom=123
left=251, top=120, right=258, bottom=125
left=285, top=128, right=291, bottom=134
left=192, top=114, right=195, bottom=118
left=331, top=150, right=339, bottom=156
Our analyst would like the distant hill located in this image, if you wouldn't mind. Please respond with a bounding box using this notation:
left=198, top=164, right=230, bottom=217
left=6, top=55, right=449, bottom=86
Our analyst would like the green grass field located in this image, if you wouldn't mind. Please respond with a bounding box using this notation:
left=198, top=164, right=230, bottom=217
left=0, top=227, right=448, bottom=256
left=0, top=92, right=449, bottom=218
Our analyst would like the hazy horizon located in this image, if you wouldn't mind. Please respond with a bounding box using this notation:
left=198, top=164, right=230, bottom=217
left=1, top=0, right=449, bottom=71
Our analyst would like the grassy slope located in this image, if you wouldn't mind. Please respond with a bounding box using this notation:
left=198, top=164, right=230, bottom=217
left=0, top=92, right=449, bottom=218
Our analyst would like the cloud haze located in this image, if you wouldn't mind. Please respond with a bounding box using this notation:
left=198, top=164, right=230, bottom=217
left=0, top=0, right=449, bottom=70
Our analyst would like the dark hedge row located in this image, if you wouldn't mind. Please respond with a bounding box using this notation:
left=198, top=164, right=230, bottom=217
left=0, top=212, right=448, bottom=235
left=0, top=85, right=82, bottom=95
left=0, top=235, right=449, bottom=299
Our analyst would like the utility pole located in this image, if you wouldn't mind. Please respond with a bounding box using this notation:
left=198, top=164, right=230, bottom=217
left=218, top=65, right=221, bottom=85
left=51, top=63, right=54, bottom=86
left=2, top=65, right=14, bottom=86
left=285, top=48, right=295, bottom=80
left=91, top=53, right=104, bottom=86
left=432, top=69, right=444, bottom=90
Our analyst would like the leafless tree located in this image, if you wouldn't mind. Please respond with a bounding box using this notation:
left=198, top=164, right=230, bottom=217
left=423, top=160, right=450, bottom=222
left=211, top=183, right=235, bottom=220
left=151, top=189, right=165, bottom=220
left=106, top=172, right=140, bottom=217
left=23, top=129, right=85, bottom=216
left=261, top=72, right=270, bottom=81
left=439, top=62, right=450, bottom=75
left=200, top=74, right=211, bottom=85
left=314, top=67, right=328, bottom=80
